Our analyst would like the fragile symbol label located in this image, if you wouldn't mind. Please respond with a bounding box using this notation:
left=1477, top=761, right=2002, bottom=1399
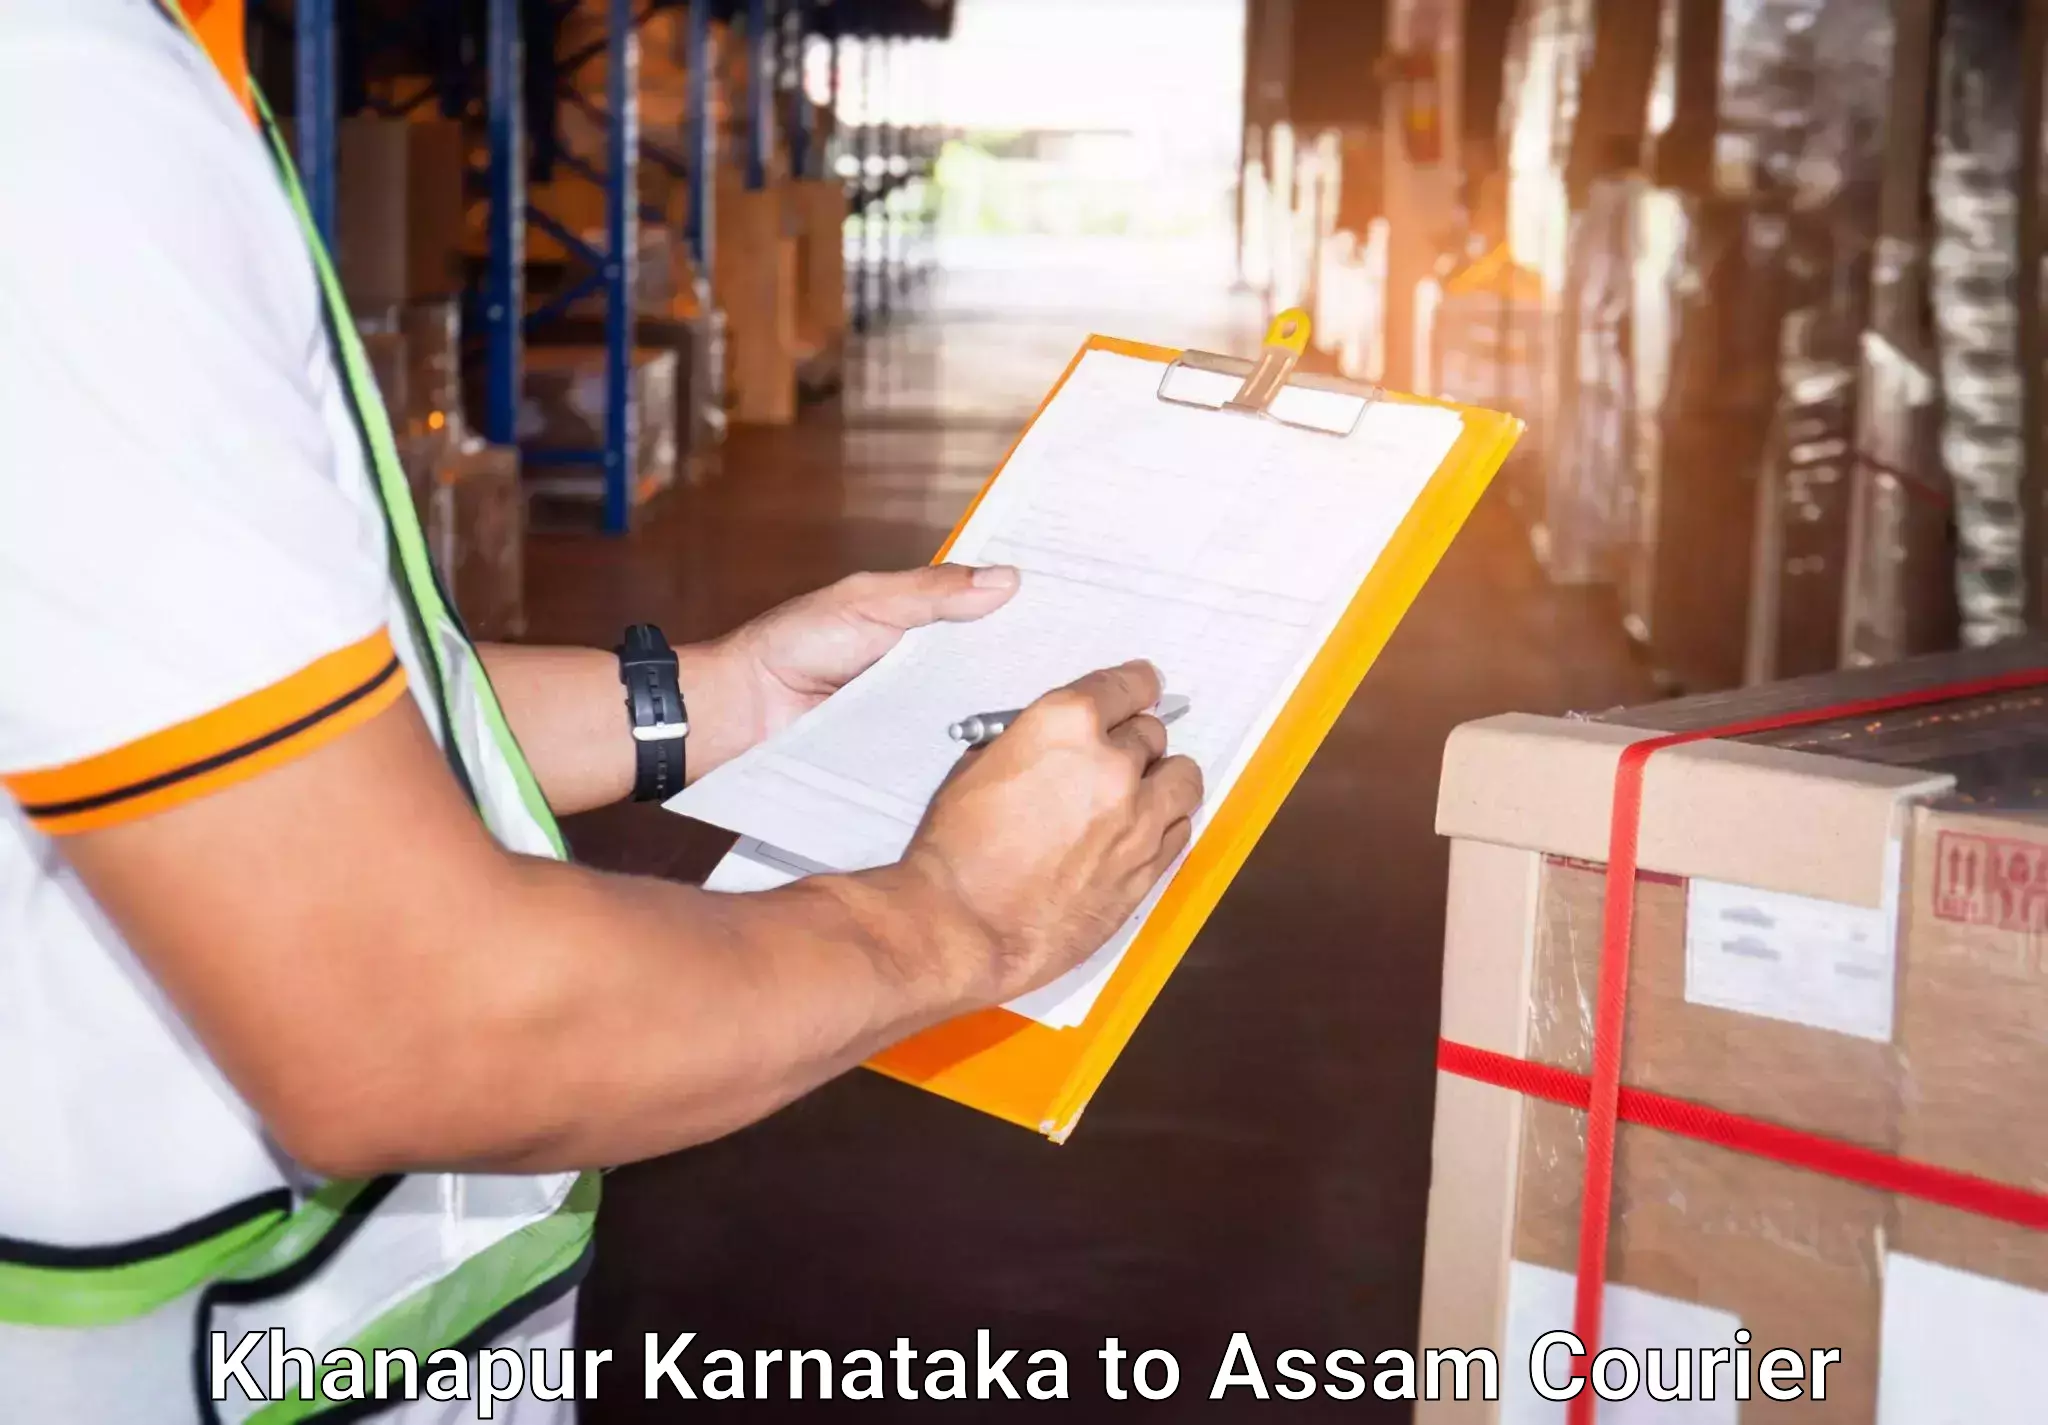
left=1932, top=831, right=2048, bottom=932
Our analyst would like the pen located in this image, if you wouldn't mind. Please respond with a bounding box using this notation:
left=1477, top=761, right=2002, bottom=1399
left=949, top=694, right=1191, bottom=747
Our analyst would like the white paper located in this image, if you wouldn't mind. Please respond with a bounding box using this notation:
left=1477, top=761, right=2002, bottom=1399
left=1502, top=1261, right=1741, bottom=1424
left=672, top=349, right=1464, bottom=1027
left=1879, top=1253, right=2048, bottom=1424
left=1683, top=840, right=1902, bottom=1043
left=700, top=838, right=820, bottom=894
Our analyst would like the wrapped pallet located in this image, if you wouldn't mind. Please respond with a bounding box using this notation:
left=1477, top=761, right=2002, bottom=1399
left=1839, top=0, right=1954, bottom=669
left=1740, top=0, right=1895, bottom=684
left=1421, top=640, right=2048, bottom=1422
left=1625, top=193, right=1782, bottom=689
left=1930, top=0, right=2029, bottom=646
left=1496, top=0, right=1658, bottom=583
left=1535, top=168, right=1643, bottom=586
left=1624, top=0, right=1895, bottom=692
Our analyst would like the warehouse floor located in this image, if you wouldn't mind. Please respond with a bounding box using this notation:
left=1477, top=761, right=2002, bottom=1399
left=527, top=244, right=1659, bottom=1421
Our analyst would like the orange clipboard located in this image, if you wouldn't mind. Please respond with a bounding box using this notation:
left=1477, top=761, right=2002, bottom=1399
left=862, top=313, right=1524, bottom=1141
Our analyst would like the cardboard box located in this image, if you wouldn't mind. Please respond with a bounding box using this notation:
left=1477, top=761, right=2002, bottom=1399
left=1889, top=803, right=2048, bottom=1362
left=714, top=181, right=799, bottom=425
left=336, top=118, right=409, bottom=312
left=790, top=177, right=848, bottom=356
left=406, top=119, right=468, bottom=301
left=1421, top=643, right=2048, bottom=1421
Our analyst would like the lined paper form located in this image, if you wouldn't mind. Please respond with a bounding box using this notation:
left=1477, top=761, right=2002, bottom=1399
left=672, top=349, right=1465, bottom=1029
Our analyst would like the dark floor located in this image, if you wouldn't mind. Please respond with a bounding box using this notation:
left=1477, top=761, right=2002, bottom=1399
left=526, top=249, right=1657, bottom=1420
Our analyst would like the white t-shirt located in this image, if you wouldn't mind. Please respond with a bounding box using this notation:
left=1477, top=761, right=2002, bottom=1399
left=0, top=2, right=573, bottom=1418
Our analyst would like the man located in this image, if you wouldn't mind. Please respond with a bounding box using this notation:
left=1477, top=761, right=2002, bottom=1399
left=0, top=0, right=1202, bottom=1417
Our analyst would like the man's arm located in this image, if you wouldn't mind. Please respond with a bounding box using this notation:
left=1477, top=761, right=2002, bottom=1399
left=473, top=642, right=740, bottom=815
left=62, top=661, right=1198, bottom=1175
left=477, top=564, right=1024, bottom=816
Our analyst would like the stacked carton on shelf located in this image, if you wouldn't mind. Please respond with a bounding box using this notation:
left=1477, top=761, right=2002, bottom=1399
left=715, top=172, right=800, bottom=426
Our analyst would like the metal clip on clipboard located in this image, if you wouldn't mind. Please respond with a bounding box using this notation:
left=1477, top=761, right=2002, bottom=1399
left=1154, top=308, right=1380, bottom=437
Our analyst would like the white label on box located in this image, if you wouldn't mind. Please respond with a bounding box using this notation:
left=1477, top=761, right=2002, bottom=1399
left=1682, top=840, right=1902, bottom=1043
left=1502, top=1260, right=1739, bottom=1423
left=1879, top=1253, right=2048, bottom=1424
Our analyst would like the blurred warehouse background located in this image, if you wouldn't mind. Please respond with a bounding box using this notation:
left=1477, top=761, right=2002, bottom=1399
left=1254, top=0, right=2047, bottom=692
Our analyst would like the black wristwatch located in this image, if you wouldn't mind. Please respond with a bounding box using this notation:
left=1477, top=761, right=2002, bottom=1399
left=616, top=624, right=687, bottom=802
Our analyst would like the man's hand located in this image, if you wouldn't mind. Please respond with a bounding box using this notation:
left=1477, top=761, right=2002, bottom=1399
left=891, top=660, right=1205, bottom=1005
left=705, top=564, right=1021, bottom=763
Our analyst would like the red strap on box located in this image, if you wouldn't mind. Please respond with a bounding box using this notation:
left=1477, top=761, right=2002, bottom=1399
left=1440, top=664, right=2048, bottom=1425
left=1436, top=1039, right=2048, bottom=1231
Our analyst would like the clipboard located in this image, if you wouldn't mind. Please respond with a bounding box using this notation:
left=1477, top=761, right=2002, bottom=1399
left=842, top=312, right=1524, bottom=1141
left=700, top=315, right=1523, bottom=1146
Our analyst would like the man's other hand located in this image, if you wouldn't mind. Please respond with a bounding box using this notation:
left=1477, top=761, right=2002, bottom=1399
left=701, top=565, right=1021, bottom=771
left=895, top=660, right=1205, bottom=1005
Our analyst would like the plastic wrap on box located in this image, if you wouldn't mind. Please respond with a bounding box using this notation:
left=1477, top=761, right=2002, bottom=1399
left=1930, top=0, right=2029, bottom=647
left=516, top=346, right=680, bottom=502
left=1596, top=634, right=2048, bottom=802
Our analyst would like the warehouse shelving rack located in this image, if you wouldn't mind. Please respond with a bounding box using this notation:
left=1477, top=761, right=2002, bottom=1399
left=276, top=0, right=951, bottom=533
left=277, top=0, right=750, bottom=535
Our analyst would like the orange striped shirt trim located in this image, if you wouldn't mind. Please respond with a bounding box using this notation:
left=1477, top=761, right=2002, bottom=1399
left=174, top=0, right=256, bottom=121
left=4, top=630, right=408, bottom=836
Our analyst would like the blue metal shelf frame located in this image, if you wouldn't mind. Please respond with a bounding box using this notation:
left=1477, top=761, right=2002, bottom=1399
left=482, top=0, right=525, bottom=455
left=516, top=0, right=641, bottom=534
left=292, top=0, right=338, bottom=249
left=787, top=0, right=814, bottom=181
left=685, top=0, right=716, bottom=277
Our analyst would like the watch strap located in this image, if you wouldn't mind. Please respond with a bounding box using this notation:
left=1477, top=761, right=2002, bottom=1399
left=617, top=624, right=686, bottom=802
